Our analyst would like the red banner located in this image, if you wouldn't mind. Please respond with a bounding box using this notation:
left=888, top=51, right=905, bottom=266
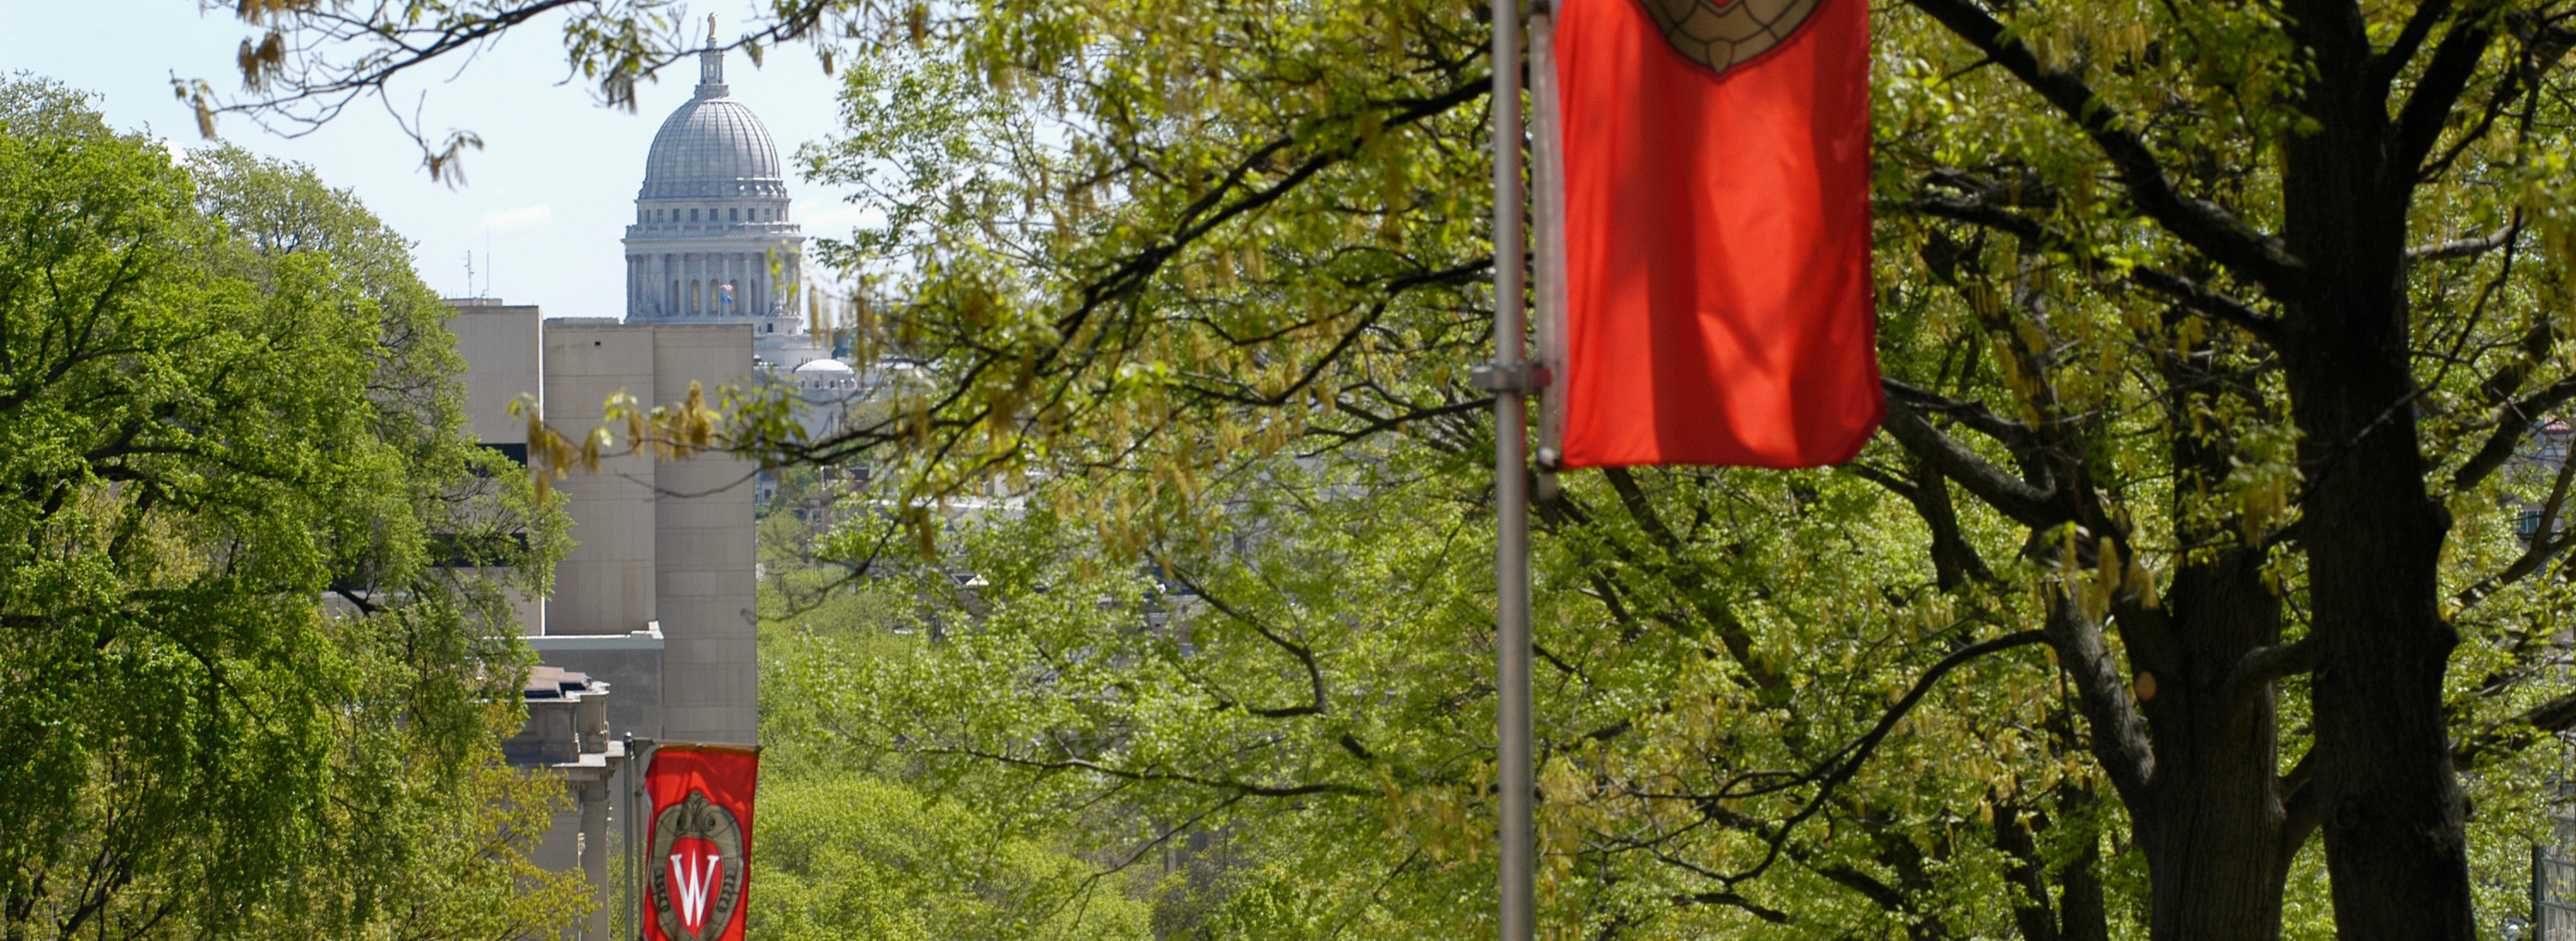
left=641, top=745, right=760, bottom=941
left=1555, top=0, right=1881, bottom=468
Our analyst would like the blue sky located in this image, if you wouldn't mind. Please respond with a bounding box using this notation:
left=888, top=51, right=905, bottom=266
left=1, top=0, right=867, bottom=321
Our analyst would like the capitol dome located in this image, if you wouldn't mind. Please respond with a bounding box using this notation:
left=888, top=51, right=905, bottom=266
left=640, top=78, right=784, bottom=200
left=621, top=47, right=808, bottom=328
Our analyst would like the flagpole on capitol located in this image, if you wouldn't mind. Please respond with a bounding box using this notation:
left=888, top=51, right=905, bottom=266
left=1478, top=0, right=1535, bottom=937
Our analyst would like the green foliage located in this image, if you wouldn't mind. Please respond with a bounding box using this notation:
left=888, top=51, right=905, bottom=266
left=749, top=0, right=2576, bottom=935
left=752, top=513, right=1157, bottom=941
left=222, top=0, right=2576, bottom=936
left=0, top=76, right=575, bottom=941
left=749, top=771, right=1154, bottom=941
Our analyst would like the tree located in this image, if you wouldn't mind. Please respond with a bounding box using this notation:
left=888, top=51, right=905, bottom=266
left=749, top=493, right=1158, bottom=941
left=0, top=77, right=576, bottom=940
left=208, top=0, right=2576, bottom=938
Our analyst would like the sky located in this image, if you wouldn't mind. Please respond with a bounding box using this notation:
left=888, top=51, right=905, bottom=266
left=0, top=0, right=868, bottom=321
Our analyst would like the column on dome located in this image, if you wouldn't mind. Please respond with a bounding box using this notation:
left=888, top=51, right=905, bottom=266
left=659, top=253, right=673, bottom=319
left=734, top=253, right=748, bottom=315
left=687, top=254, right=701, bottom=314
left=653, top=253, right=668, bottom=317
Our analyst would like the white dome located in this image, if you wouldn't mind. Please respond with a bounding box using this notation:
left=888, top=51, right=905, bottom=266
left=792, top=358, right=854, bottom=375
left=639, top=51, right=785, bottom=200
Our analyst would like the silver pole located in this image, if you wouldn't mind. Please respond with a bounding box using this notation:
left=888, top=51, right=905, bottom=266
left=620, top=732, right=632, bottom=941
left=1486, top=0, right=1534, bottom=936
left=630, top=736, right=653, bottom=941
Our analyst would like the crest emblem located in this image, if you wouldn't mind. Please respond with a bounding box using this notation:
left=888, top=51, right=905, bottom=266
left=1632, top=0, right=1822, bottom=76
left=649, top=791, right=746, bottom=941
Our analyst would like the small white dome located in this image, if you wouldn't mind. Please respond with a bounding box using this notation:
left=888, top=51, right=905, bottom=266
left=793, top=358, right=854, bottom=375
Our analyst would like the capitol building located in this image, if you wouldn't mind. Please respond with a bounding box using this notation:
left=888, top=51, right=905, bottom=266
left=446, top=45, right=859, bottom=941
left=623, top=47, right=830, bottom=369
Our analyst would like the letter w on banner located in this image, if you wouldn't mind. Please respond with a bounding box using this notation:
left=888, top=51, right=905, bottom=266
left=643, top=744, right=760, bottom=941
left=1545, top=0, right=1881, bottom=468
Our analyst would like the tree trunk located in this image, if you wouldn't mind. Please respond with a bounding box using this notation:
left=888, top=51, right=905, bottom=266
left=2278, top=3, right=2476, bottom=934
left=2132, top=548, right=2293, bottom=941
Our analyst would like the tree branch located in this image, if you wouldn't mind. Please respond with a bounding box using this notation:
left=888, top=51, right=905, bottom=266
left=1159, top=561, right=1328, bottom=718
left=2390, top=0, right=2508, bottom=187
left=1899, top=0, right=2306, bottom=292
left=2406, top=226, right=2517, bottom=265
left=2220, top=637, right=2317, bottom=702
left=2043, top=595, right=2156, bottom=808
left=919, top=746, right=1371, bottom=798
left=1904, top=189, right=2281, bottom=339
left=1878, top=388, right=2066, bottom=528
left=2452, top=373, right=2576, bottom=491
left=1711, top=631, right=2054, bottom=885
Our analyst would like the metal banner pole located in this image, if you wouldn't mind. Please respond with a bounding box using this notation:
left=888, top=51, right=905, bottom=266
left=1477, top=0, right=1535, bottom=937
left=630, top=736, right=653, bottom=941
left=620, top=733, right=632, bottom=941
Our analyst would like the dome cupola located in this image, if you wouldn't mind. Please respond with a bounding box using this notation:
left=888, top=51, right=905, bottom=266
left=638, top=51, right=785, bottom=200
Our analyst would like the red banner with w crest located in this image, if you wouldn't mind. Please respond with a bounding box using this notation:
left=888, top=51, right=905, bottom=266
left=642, top=744, right=760, bottom=941
left=1554, top=0, right=1881, bottom=468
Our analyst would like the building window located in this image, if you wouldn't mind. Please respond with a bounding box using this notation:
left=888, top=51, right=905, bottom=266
left=688, top=208, right=698, bottom=221
left=480, top=442, right=529, bottom=467
left=729, top=207, right=740, bottom=221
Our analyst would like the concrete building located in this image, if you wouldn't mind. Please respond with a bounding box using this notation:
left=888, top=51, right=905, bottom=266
left=451, top=303, right=760, bottom=747
left=505, top=666, right=622, bottom=941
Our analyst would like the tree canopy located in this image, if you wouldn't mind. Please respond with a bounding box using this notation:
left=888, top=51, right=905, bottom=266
left=0, top=76, right=578, bottom=941
left=205, top=0, right=2576, bottom=938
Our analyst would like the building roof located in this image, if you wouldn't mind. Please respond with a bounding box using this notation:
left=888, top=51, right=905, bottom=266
left=523, top=664, right=599, bottom=700
left=639, top=50, right=786, bottom=200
